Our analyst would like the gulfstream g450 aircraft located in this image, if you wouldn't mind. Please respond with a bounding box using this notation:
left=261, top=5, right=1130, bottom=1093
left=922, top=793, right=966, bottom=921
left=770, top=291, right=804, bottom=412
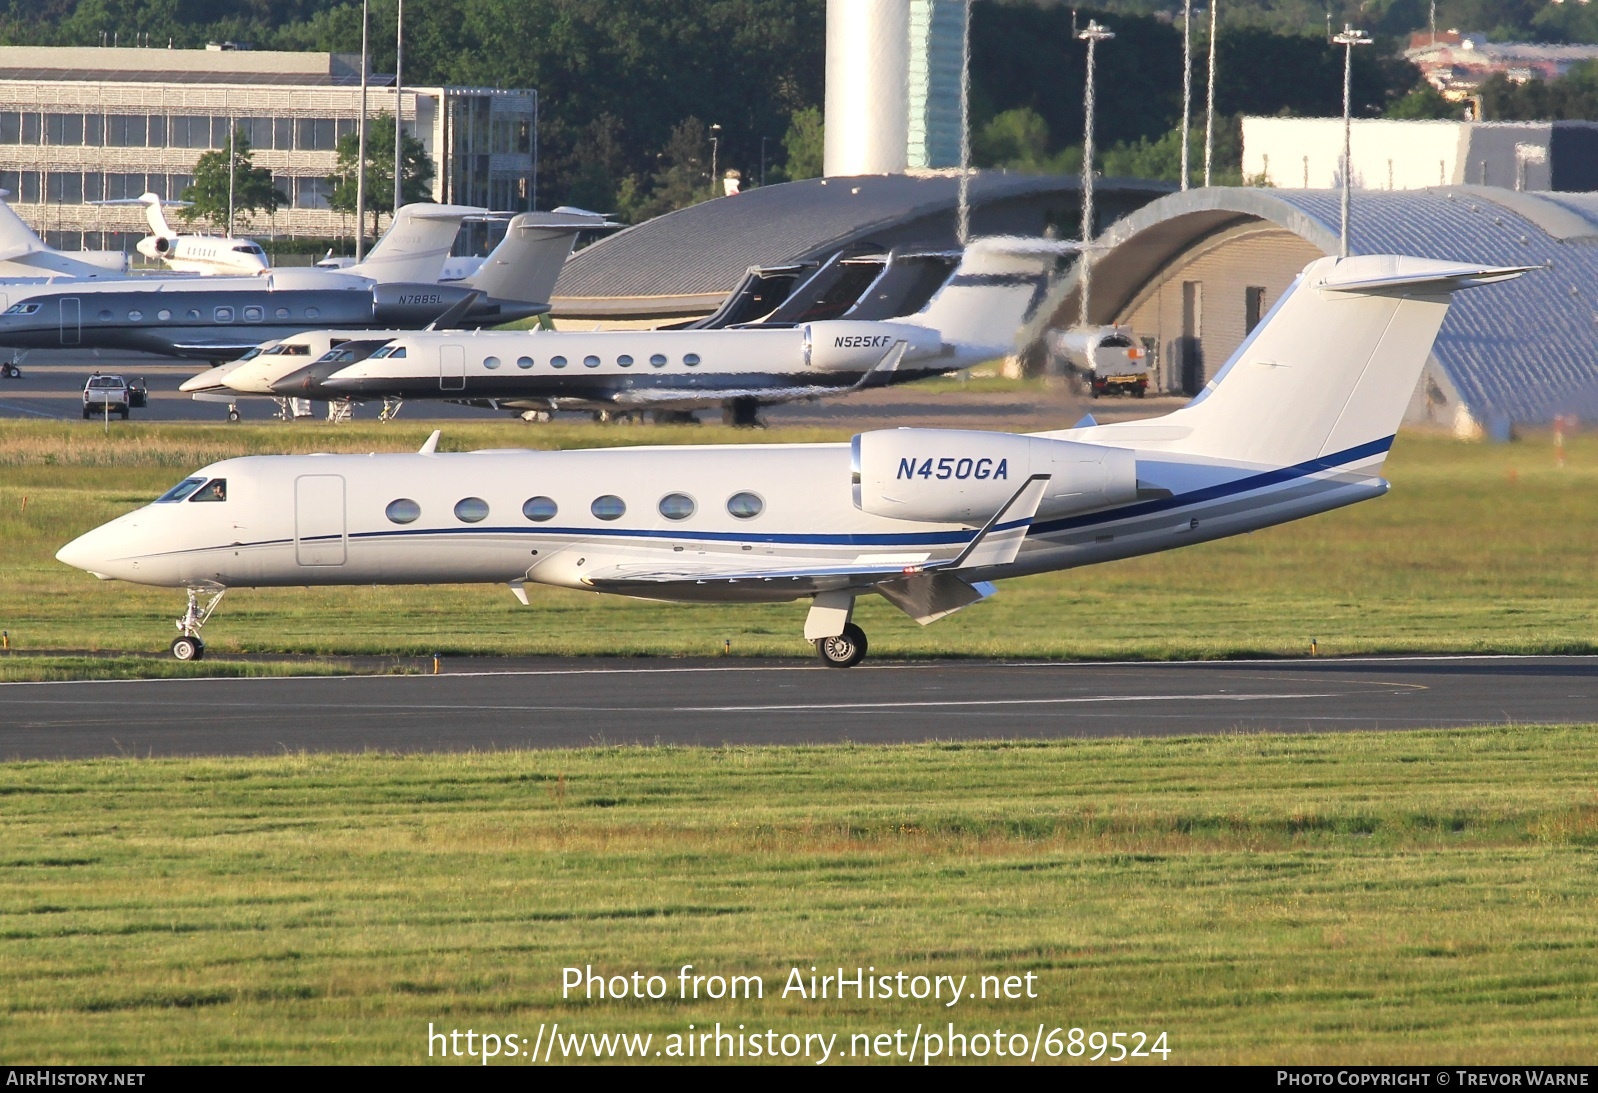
left=57, top=254, right=1526, bottom=664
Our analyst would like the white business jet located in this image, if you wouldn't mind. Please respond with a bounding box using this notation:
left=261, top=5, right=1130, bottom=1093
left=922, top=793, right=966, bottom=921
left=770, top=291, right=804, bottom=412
left=0, top=196, right=128, bottom=282
left=109, top=193, right=271, bottom=275
left=307, top=236, right=1061, bottom=419
left=57, top=253, right=1526, bottom=664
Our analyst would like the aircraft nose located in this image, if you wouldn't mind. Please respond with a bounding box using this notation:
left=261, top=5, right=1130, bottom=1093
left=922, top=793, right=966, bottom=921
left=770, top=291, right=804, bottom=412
left=56, top=525, right=120, bottom=579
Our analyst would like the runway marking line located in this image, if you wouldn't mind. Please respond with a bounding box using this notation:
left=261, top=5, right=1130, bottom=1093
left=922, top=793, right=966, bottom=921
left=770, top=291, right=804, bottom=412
left=0, top=653, right=1591, bottom=689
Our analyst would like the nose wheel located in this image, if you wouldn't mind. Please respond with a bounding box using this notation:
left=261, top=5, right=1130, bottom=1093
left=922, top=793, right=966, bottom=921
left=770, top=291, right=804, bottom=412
left=814, top=623, right=868, bottom=668
left=171, top=635, right=205, bottom=661
left=172, top=586, right=226, bottom=660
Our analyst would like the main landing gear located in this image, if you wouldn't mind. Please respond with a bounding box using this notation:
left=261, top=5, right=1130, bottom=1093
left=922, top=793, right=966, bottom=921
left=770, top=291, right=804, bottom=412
left=171, top=586, right=226, bottom=660
left=806, top=590, right=868, bottom=668
left=814, top=623, right=868, bottom=668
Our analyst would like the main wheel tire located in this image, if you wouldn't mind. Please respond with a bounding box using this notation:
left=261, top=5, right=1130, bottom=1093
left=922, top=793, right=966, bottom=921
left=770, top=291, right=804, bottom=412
left=171, top=636, right=205, bottom=661
left=814, top=623, right=868, bottom=668
left=226, top=409, right=241, bottom=423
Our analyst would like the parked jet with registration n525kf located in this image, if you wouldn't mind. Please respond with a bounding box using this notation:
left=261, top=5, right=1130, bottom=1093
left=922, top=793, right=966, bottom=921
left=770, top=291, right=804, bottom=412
left=56, top=254, right=1527, bottom=665
left=305, top=237, right=1061, bottom=414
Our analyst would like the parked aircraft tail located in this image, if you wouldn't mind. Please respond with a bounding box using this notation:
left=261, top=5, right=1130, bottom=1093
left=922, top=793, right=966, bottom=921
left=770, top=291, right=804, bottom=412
left=0, top=196, right=125, bottom=276
left=1152, top=255, right=1530, bottom=467
left=138, top=192, right=175, bottom=239
left=347, top=203, right=489, bottom=284
left=898, top=236, right=1075, bottom=360
left=462, top=209, right=616, bottom=306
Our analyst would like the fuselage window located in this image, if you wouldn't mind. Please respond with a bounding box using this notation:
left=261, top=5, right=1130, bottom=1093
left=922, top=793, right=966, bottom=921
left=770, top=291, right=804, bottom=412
left=591, top=494, right=626, bottom=521
left=97, top=309, right=112, bottom=321
left=157, top=309, right=171, bottom=321
left=583, top=355, right=600, bottom=369
left=186, top=308, right=201, bottom=320
left=242, top=306, right=264, bottom=322
left=617, top=354, right=634, bottom=368
left=727, top=491, right=764, bottom=519
left=649, top=353, right=667, bottom=368
left=385, top=498, right=421, bottom=524
left=454, top=497, right=490, bottom=523
left=214, top=306, right=234, bottom=322
left=127, top=309, right=143, bottom=321
left=684, top=353, right=701, bottom=367
left=306, top=307, right=320, bottom=319
left=551, top=355, right=568, bottom=369
left=189, top=478, right=228, bottom=503
left=658, top=492, right=696, bottom=520
left=516, top=356, right=533, bottom=370
left=523, top=496, right=557, bottom=521
left=484, top=355, right=501, bottom=370
left=274, top=307, right=290, bottom=319
left=155, top=476, right=206, bottom=503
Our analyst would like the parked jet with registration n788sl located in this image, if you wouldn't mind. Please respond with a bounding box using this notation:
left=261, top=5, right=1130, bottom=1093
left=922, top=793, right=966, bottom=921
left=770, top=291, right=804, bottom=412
left=56, top=254, right=1528, bottom=665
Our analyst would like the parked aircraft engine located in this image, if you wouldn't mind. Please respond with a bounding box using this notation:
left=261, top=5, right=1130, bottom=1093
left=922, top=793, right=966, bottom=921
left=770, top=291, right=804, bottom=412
left=851, top=428, right=1138, bottom=523
left=803, top=320, right=943, bottom=370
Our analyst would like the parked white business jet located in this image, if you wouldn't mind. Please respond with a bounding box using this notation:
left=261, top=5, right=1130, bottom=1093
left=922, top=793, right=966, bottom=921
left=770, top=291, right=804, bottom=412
left=309, top=236, right=1064, bottom=416
left=0, top=197, right=128, bottom=281
left=118, top=193, right=270, bottom=275
left=57, top=254, right=1526, bottom=664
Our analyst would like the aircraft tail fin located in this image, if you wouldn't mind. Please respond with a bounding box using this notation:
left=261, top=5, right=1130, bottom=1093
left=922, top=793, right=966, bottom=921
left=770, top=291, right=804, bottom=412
left=898, top=236, right=1075, bottom=362
left=462, top=210, right=615, bottom=306
left=348, top=203, right=487, bottom=283
left=0, top=196, right=50, bottom=262
left=139, top=192, right=173, bottom=238
left=1157, top=254, right=1529, bottom=466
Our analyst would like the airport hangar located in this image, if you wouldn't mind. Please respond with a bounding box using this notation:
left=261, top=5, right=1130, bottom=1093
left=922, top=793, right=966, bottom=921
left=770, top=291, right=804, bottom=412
left=547, top=170, right=1172, bottom=325
left=1024, top=185, right=1598, bottom=430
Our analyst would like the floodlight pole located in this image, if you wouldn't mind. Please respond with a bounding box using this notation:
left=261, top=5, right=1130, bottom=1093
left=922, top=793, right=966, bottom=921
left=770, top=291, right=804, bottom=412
left=1079, top=19, right=1113, bottom=327
left=957, top=0, right=972, bottom=245
left=710, top=123, right=721, bottom=195
left=1333, top=24, right=1371, bottom=259
left=394, top=0, right=404, bottom=217
left=227, top=118, right=236, bottom=238
left=1181, top=0, right=1192, bottom=190
left=355, top=0, right=370, bottom=260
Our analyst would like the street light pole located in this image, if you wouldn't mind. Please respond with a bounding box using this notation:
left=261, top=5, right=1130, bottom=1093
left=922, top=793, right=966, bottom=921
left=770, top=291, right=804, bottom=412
left=1181, top=0, right=1191, bottom=190
left=1204, top=0, right=1217, bottom=187
left=1333, top=24, right=1371, bottom=259
left=1078, top=19, right=1114, bottom=328
left=394, top=0, right=404, bottom=217
left=710, top=123, right=721, bottom=195
left=957, top=0, right=972, bottom=245
left=355, top=0, right=369, bottom=260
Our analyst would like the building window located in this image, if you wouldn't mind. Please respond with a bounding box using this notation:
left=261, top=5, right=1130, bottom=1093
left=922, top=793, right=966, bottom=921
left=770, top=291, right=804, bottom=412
left=85, top=114, right=103, bottom=146
left=0, top=113, right=18, bottom=143
left=45, top=114, right=83, bottom=146
left=106, top=115, right=146, bottom=147
left=21, top=113, right=39, bottom=144
left=18, top=171, right=38, bottom=203
left=294, top=177, right=332, bottom=210
left=82, top=172, right=103, bottom=202
left=296, top=118, right=337, bottom=151
left=274, top=117, right=294, bottom=151
left=47, top=172, right=83, bottom=204
left=1244, top=286, right=1267, bottom=335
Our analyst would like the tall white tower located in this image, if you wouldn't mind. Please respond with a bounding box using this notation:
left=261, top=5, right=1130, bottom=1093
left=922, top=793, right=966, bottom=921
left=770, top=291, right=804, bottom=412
left=824, top=0, right=967, bottom=177
left=825, top=0, right=910, bottom=177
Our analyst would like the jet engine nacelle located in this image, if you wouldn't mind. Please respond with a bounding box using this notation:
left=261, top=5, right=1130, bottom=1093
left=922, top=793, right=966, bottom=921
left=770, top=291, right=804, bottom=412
left=804, top=320, right=943, bottom=371
left=371, top=281, right=484, bottom=325
left=851, top=428, right=1139, bottom=524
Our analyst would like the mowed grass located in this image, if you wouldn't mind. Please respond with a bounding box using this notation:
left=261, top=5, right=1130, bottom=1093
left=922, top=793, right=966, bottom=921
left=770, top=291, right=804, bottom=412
left=0, top=728, right=1595, bottom=1064
left=1, top=419, right=1596, bottom=666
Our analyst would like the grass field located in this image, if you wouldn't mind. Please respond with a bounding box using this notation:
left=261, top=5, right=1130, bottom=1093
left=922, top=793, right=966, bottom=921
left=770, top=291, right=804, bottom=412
left=1, top=420, right=1595, bottom=670
left=0, top=727, right=1594, bottom=1064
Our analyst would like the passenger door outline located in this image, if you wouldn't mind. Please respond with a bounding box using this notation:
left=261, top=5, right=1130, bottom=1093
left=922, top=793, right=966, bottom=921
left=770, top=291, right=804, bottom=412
left=294, top=474, right=347, bottom=566
left=439, top=344, right=465, bottom=391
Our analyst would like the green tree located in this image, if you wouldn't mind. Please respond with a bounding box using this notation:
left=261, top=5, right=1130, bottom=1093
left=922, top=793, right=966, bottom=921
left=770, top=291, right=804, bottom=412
left=972, top=107, right=1052, bottom=170
left=625, top=117, right=715, bottom=221
left=178, top=127, right=285, bottom=232
left=330, top=112, right=437, bottom=238
left=1385, top=84, right=1461, bottom=119
left=777, top=106, right=823, bottom=181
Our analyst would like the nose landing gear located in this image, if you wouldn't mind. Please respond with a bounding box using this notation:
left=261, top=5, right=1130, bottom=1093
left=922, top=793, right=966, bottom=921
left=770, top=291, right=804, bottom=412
left=171, top=586, right=226, bottom=660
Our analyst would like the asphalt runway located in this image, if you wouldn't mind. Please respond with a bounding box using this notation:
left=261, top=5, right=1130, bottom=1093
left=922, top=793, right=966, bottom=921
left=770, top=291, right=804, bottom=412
left=2, top=655, right=1594, bottom=760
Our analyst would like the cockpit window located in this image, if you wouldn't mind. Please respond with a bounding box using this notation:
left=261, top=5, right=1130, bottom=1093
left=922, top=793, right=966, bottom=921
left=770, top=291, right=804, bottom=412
left=4, top=302, right=40, bottom=315
left=155, top=477, right=207, bottom=503
left=238, top=347, right=263, bottom=360
left=188, top=478, right=227, bottom=503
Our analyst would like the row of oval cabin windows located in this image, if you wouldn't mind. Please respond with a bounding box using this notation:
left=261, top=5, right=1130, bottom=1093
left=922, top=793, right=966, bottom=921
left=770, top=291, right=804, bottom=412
left=384, top=491, right=764, bottom=525
left=95, top=305, right=317, bottom=323
left=478, top=352, right=702, bottom=370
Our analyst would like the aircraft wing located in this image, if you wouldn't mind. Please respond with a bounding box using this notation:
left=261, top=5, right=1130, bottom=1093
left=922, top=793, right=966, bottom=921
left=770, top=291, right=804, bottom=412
left=580, top=475, right=1051, bottom=613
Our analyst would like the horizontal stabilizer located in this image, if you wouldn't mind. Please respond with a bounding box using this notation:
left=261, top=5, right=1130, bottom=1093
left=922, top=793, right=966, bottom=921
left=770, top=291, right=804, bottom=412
left=1315, top=257, right=1534, bottom=295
